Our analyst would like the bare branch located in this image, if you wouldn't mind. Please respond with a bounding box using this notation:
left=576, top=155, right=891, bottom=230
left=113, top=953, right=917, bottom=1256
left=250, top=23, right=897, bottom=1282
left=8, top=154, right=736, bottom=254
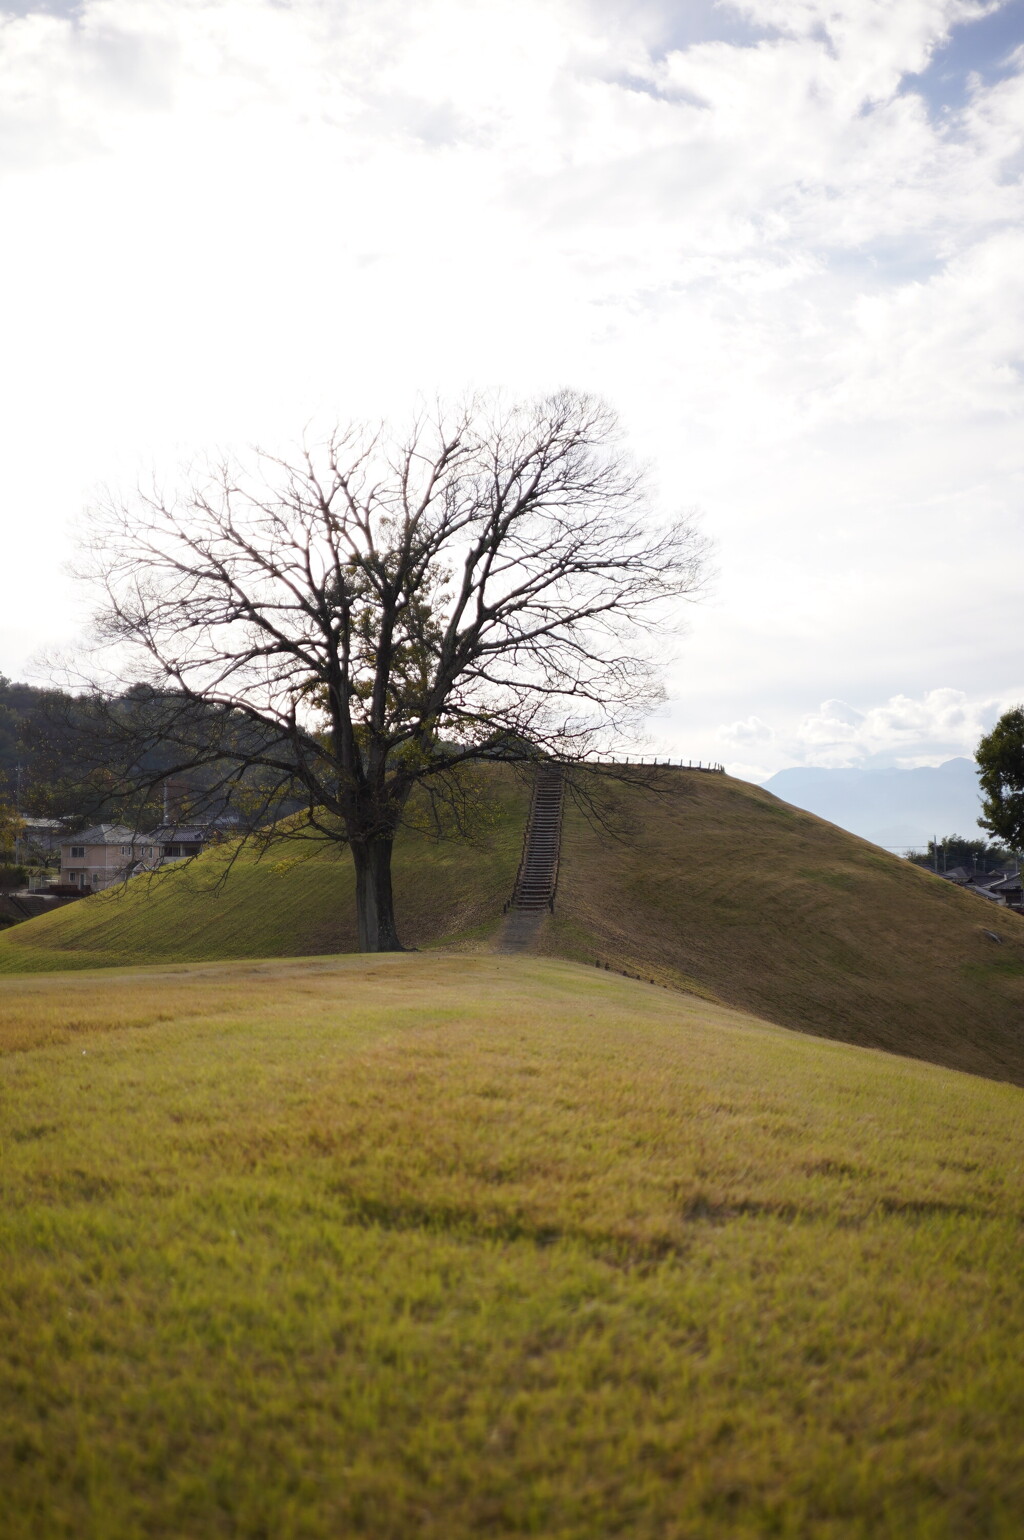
left=74, top=390, right=711, bottom=950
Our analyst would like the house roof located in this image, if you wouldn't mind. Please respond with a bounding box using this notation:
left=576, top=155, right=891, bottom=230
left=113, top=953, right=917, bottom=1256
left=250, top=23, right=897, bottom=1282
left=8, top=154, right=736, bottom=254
left=63, top=823, right=216, bottom=848
left=939, top=867, right=1014, bottom=886
left=63, top=824, right=141, bottom=847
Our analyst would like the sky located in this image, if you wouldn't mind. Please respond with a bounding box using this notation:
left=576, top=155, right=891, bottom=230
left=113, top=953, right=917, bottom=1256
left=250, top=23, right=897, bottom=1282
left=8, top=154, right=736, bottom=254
left=1, top=0, right=1022, bottom=779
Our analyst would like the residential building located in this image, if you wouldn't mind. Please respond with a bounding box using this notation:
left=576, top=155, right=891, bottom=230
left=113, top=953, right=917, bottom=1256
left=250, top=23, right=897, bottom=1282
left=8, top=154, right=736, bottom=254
left=59, top=821, right=216, bottom=893
left=17, top=816, right=63, bottom=854
left=939, top=866, right=1023, bottom=908
left=59, top=825, right=153, bottom=892
left=134, top=825, right=211, bottom=870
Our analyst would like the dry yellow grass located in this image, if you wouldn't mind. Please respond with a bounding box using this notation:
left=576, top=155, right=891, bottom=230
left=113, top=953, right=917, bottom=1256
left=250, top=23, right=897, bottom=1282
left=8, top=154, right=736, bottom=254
left=548, top=769, right=1024, bottom=1085
left=3, top=953, right=1024, bottom=1537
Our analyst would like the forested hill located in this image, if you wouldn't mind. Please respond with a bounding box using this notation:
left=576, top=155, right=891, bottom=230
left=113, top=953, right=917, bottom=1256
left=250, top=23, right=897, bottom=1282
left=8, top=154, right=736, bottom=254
left=0, top=676, right=301, bottom=828
left=0, top=677, right=79, bottom=809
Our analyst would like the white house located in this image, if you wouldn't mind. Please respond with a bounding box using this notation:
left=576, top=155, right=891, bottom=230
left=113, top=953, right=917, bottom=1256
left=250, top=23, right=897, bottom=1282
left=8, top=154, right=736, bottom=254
left=59, top=822, right=213, bottom=892
left=59, top=825, right=154, bottom=892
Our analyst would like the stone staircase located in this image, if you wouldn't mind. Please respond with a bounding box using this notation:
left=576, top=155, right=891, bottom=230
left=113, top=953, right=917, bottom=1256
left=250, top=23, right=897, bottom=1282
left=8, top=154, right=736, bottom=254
left=496, top=765, right=565, bottom=953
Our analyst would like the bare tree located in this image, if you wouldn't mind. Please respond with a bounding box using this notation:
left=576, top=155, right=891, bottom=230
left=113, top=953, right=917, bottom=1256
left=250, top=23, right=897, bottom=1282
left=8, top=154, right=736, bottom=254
left=80, top=391, right=709, bottom=950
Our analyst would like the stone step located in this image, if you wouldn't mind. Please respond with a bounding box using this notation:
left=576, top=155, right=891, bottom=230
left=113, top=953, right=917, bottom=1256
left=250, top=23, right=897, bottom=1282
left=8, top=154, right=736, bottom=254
left=506, top=764, right=565, bottom=921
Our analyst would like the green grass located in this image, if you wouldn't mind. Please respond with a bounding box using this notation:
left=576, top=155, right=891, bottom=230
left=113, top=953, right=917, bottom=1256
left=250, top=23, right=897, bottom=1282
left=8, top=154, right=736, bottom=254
left=0, top=772, right=526, bottom=974
left=5, top=766, right=1024, bottom=1085
left=3, top=954, right=1024, bottom=1537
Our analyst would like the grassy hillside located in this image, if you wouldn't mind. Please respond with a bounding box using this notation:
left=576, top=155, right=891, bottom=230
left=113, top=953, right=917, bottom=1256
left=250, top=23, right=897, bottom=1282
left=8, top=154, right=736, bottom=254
left=0, top=770, right=527, bottom=973
left=3, top=767, right=1023, bottom=1083
left=3, top=954, right=1023, bottom=1538
left=548, top=769, right=1024, bottom=1086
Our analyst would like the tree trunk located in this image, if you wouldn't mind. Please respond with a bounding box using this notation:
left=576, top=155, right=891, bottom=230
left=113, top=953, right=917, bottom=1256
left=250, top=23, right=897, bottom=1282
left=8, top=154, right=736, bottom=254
left=350, top=836, right=404, bottom=952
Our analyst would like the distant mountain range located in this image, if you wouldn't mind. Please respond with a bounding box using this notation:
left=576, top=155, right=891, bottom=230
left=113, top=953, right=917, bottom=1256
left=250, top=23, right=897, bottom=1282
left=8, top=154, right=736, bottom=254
left=761, top=758, right=984, bottom=850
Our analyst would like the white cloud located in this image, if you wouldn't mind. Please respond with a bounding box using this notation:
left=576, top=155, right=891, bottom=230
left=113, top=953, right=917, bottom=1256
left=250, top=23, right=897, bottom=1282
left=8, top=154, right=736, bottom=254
left=720, top=714, right=775, bottom=744
left=716, top=687, right=1018, bottom=775
left=0, top=0, right=1021, bottom=761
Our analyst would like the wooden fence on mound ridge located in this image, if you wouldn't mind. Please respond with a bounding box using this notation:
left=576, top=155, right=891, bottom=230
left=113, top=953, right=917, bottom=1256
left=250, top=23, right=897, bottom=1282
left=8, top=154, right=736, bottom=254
left=583, top=757, right=726, bottom=772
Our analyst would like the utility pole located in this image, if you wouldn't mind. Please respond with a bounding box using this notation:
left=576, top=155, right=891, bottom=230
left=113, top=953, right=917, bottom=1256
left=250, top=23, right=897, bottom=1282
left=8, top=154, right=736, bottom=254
left=13, top=764, right=24, bottom=870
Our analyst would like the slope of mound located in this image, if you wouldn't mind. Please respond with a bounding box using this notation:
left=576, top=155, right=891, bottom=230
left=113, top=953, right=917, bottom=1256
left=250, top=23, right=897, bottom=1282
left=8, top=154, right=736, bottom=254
left=3, top=766, right=1023, bottom=1084
left=0, top=773, right=526, bottom=973
left=3, top=953, right=1023, bottom=1538
left=550, top=770, right=1024, bottom=1085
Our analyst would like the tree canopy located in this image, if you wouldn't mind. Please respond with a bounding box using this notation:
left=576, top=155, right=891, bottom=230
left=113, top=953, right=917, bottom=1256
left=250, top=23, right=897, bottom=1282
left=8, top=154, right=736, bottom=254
left=977, top=708, right=1024, bottom=853
left=908, top=834, right=1015, bottom=874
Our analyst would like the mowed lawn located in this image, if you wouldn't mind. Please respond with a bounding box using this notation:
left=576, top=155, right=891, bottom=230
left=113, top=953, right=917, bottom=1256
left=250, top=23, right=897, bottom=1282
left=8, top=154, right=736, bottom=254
left=2, top=956, right=1023, bottom=1538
